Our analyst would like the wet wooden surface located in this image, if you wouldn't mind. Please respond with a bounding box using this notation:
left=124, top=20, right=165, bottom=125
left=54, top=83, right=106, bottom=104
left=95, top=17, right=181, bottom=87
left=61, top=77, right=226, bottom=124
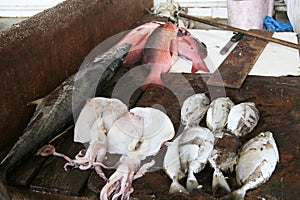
left=5, top=14, right=300, bottom=200
left=7, top=70, right=300, bottom=199
left=207, top=30, right=274, bottom=89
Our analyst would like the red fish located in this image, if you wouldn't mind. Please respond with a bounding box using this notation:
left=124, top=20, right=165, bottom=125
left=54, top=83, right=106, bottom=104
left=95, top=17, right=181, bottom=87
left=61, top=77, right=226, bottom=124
left=115, top=21, right=164, bottom=67
left=177, top=35, right=209, bottom=73
left=141, top=22, right=179, bottom=89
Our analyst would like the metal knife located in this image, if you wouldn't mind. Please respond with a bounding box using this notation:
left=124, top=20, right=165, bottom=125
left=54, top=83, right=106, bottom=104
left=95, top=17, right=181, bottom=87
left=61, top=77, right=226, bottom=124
left=220, top=32, right=244, bottom=55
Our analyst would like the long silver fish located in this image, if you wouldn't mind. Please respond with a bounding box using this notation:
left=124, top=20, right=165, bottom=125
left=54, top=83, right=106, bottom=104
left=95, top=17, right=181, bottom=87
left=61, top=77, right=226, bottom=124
left=0, top=43, right=131, bottom=200
left=223, top=131, right=279, bottom=200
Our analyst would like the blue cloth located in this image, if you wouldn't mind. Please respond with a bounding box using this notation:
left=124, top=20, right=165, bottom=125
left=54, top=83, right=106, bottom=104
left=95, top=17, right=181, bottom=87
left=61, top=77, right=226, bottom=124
left=263, top=16, right=293, bottom=32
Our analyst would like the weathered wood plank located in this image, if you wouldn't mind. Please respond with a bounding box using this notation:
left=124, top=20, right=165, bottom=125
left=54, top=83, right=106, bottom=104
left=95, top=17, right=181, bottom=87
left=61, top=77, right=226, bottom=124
left=30, top=129, right=91, bottom=196
left=207, top=30, right=274, bottom=89
left=7, top=185, right=98, bottom=200
left=7, top=156, right=46, bottom=187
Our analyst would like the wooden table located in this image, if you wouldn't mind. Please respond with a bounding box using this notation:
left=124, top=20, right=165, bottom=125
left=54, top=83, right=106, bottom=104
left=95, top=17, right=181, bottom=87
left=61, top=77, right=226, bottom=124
left=7, top=16, right=300, bottom=200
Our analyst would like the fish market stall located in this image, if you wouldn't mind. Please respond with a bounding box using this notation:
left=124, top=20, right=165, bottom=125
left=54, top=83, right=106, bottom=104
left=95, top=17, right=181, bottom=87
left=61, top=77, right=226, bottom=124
left=0, top=0, right=300, bottom=199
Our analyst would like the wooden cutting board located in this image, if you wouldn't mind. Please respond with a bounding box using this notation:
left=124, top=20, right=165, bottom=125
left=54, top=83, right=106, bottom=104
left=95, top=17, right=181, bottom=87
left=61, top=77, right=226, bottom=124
left=207, top=30, right=274, bottom=89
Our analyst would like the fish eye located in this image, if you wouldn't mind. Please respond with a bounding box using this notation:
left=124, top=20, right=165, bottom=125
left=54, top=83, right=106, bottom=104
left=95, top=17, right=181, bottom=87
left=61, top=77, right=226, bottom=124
left=259, top=132, right=265, bottom=137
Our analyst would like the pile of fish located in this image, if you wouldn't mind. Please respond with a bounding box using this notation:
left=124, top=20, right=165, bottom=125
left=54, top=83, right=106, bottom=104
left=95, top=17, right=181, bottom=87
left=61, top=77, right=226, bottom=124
left=116, top=20, right=209, bottom=89
left=0, top=19, right=278, bottom=200
left=163, top=94, right=279, bottom=199
left=35, top=94, right=279, bottom=200
left=0, top=19, right=208, bottom=200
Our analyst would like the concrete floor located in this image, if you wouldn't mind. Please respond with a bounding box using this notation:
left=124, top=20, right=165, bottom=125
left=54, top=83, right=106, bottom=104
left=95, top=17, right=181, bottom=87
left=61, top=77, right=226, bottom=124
left=0, top=18, right=27, bottom=31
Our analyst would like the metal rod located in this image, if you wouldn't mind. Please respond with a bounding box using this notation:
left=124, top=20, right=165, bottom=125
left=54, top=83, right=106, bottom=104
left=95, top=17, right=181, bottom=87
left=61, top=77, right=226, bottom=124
left=178, top=12, right=300, bottom=50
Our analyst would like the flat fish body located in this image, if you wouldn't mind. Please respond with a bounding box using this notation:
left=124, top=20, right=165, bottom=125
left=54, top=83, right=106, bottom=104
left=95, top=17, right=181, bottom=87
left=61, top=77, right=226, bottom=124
left=227, top=102, right=260, bottom=137
left=178, top=127, right=215, bottom=192
left=181, top=93, right=210, bottom=128
left=177, top=35, right=209, bottom=73
left=229, top=131, right=279, bottom=200
left=206, top=97, right=235, bottom=135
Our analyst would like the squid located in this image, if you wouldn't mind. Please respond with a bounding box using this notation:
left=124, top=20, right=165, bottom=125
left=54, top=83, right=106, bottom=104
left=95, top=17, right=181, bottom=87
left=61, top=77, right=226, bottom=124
left=100, top=107, right=175, bottom=200
left=66, top=97, right=128, bottom=180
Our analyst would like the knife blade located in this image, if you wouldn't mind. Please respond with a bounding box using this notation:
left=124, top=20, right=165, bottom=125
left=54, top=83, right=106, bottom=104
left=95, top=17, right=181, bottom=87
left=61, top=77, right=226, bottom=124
left=220, top=32, right=244, bottom=55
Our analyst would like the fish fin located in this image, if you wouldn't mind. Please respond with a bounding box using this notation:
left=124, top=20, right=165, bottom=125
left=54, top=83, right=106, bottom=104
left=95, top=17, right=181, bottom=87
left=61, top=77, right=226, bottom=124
left=169, top=180, right=189, bottom=194
left=191, top=62, right=209, bottom=73
left=212, top=169, right=231, bottom=195
left=122, top=50, right=142, bottom=67
left=140, top=74, right=163, bottom=90
left=220, top=189, right=246, bottom=200
left=186, top=174, right=199, bottom=192
left=27, top=97, right=44, bottom=107
left=177, top=169, right=186, bottom=181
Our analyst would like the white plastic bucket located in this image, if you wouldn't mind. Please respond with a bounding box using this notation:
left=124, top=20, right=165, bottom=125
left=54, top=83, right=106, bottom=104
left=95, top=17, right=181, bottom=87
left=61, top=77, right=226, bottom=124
left=227, top=0, right=274, bottom=30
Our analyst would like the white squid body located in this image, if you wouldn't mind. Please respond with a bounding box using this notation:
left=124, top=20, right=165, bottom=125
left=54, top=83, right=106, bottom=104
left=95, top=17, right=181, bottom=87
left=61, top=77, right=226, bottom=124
left=71, top=97, right=128, bottom=179
left=101, top=107, right=175, bottom=200
left=227, top=102, right=260, bottom=137
left=181, top=93, right=210, bottom=128
left=206, top=97, right=234, bottom=135
left=231, top=131, right=279, bottom=200
left=178, top=127, right=215, bottom=192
